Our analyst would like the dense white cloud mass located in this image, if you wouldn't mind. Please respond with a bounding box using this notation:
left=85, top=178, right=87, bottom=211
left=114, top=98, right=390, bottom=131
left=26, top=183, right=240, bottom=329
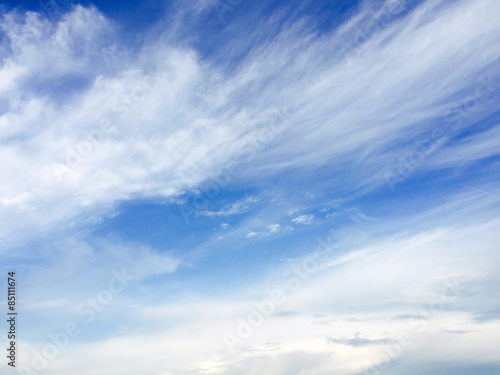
left=1, top=0, right=500, bottom=374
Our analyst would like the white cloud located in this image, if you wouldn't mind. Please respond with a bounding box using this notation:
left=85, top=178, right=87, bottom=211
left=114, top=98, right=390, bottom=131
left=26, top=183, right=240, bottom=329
left=244, top=224, right=281, bottom=239
left=199, top=196, right=261, bottom=217
left=291, top=214, right=314, bottom=225
left=246, top=231, right=259, bottom=238
left=267, top=224, right=281, bottom=233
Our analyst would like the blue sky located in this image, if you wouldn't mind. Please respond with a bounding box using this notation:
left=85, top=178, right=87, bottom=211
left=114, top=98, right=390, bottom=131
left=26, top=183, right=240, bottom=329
left=1, top=0, right=500, bottom=374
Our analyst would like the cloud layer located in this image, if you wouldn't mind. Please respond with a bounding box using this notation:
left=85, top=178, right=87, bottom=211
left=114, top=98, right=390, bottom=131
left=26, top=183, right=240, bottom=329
left=1, top=0, right=499, bottom=244
left=1, top=0, right=500, bottom=374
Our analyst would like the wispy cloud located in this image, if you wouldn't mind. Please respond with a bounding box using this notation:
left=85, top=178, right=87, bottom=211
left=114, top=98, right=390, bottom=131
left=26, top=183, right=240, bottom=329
left=0, top=0, right=499, bottom=245
left=245, top=223, right=281, bottom=239
left=199, top=196, right=261, bottom=217
left=291, top=214, right=314, bottom=225
left=328, top=333, right=397, bottom=347
left=267, top=224, right=281, bottom=233
left=245, top=231, right=259, bottom=239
